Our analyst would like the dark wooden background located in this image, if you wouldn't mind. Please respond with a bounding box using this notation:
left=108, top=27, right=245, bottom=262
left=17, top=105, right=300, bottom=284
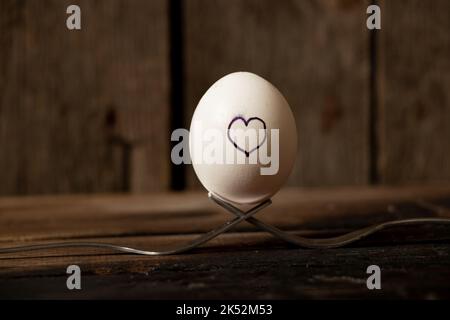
left=0, top=0, right=449, bottom=195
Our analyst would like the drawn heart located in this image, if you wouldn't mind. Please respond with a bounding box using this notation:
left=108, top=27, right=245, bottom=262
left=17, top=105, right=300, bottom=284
left=227, top=116, right=267, bottom=157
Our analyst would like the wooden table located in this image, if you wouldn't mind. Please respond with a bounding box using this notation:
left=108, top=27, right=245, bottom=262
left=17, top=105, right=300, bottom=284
left=1, top=186, right=450, bottom=299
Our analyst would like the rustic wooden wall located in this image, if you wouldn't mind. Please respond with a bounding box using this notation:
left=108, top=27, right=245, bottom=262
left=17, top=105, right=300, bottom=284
left=183, top=0, right=370, bottom=188
left=0, top=0, right=170, bottom=195
left=0, top=0, right=449, bottom=195
left=378, top=0, right=450, bottom=184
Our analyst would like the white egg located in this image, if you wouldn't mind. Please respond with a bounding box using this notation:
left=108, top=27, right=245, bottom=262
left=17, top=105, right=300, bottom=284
left=189, top=72, right=297, bottom=205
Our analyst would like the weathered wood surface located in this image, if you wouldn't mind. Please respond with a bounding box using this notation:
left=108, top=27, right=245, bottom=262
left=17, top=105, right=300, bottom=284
left=2, top=1, right=450, bottom=196
left=0, top=0, right=170, bottom=195
left=0, top=186, right=450, bottom=299
left=378, top=0, right=450, bottom=183
left=183, top=0, right=370, bottom=188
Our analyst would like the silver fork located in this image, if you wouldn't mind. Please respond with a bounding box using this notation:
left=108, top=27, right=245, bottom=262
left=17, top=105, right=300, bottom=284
left=209, top=193, right=450, bottom=249
left=0, top=197, right=271, bottom=256
left=0, top=193, right=449, bottom=256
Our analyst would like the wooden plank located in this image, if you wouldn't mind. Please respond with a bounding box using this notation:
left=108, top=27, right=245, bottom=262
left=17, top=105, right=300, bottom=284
left=1, top=242, right=449, bottom=299
left=1, top=223, right=450, bottom=270
left=183, top=0, right=370, bottom=188
left=0, top=0, right=170, bottom=195
left=1, top=186, right=450, bottom=299
left=1, top=186, right=450, bottom=242
left=378, top=0, right=450, bottom=183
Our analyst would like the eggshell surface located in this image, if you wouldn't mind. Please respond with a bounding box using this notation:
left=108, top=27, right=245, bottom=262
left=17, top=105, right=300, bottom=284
left=189, top=72, right=297, bottom=205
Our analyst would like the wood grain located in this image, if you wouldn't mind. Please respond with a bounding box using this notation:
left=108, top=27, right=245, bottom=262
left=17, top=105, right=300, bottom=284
left=0, top=186, right=450, bottom=299
left=1, top=185, right=449, bottom=242
left=183, top=0, right=370, bottom=188
left=0, top=0, right=170, bottom=195
left=378, top=0, right=450, bottom=184
left=1, top=243, right=450, bottom=299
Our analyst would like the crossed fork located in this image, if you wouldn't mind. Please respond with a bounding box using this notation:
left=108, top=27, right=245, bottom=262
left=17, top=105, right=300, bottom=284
left=1, top=193, right=450, bottom=256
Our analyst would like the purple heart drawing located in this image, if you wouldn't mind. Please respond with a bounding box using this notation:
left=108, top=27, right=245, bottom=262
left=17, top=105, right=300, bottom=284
left=227, top=116, right=267, bottom=157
